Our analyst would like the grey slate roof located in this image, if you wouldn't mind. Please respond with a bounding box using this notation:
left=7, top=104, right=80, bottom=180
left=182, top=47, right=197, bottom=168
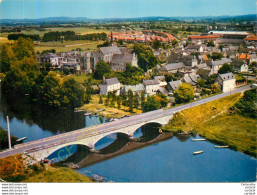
left=143, top=79, right=160, bottom=86
left=230, top=60, right=245, bottom=67
left=158, top=88, right=169, bottom=95
left=161, top=62, right=185, bottom=71
left=183, top=76, right=195, bottom=85
left=168, top=80, right=182, bottom=91
left=187, top=44, right=202, bottom=50
left=197, top=68, right=211, bottom=79
left=154, top=75, right=165, bottom=81
left=111, top=54, right=133, bottom=63
left=99, top=45, right=122, bottom=55
left=221, top=58, right=232, bottom=64
left=218, top=73, right=235, bottom=81
left=103, top=77, right=120, bottom=86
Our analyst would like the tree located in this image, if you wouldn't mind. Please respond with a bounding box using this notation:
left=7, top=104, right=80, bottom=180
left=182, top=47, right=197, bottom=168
left=206, top=74, right=218, bottom=85
left=172, top=39, right=178, bottom=47
left=152, top=39, right=161, bottom=50
left=138, top=53, right=148, bottom=72
left=174, top=83, right=194, bottom=103
left=99, top=95, right=103, bottom=104
left=210, top=83, right=221, bottom=94
left=249, top=61, right=257, bottom=69
left=121, top=93, right=127, bottom=108
left=197, top=79, right=205, bottom=87
left=207, top=40, right=215, bottom=47
left=60, top=77, right=85, bottom=107
left=233, top=89, right=257, bottom=118
left=41, top=72, right=61, bottom=107
left=110, top=93, right=116, bottom=107
left=94, top=60, right=111, bottom=79
left=127, top=89, right=134, bottom=112
left=156, top=94, right=168, bottom=108
left=0, top=44, right=15, bottom=73
left=133, top=93, right=140, bottom=109
left=210, top=53, right=223, bottom=61
left=105, top=94, right=110, bottom=106
left=218, top=63, right=234, bottom=74
left=142, top=95, right=161, bottom=112
left=117, top=96, right=121, bottom=109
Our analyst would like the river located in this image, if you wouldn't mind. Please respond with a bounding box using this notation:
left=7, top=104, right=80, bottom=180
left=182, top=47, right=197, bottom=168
left=0, top=94, right=256, bottom=182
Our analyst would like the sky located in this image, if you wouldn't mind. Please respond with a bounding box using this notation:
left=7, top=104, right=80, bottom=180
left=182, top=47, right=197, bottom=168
left=0, top=0, right=256, bottom=19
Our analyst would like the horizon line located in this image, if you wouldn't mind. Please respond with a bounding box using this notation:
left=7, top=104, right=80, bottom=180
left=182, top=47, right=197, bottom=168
left=1, top=13, right=256, bottom=20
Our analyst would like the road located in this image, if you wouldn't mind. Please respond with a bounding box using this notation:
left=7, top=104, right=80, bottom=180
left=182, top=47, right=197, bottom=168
left=0, top=85, right=253, bottom=159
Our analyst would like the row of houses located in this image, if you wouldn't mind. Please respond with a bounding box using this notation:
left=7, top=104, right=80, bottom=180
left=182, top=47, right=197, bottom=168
left=99, top=70, right=236, bottom=97
left=38, top=45, right=138, bottom=73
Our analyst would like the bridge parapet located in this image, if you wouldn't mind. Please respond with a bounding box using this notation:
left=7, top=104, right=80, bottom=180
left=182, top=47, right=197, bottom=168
left=26, top=112, right=174, bottom=161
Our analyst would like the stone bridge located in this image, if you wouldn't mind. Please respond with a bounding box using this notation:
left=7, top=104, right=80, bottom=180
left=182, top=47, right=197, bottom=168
left=25, top=112, right=173, bottom=161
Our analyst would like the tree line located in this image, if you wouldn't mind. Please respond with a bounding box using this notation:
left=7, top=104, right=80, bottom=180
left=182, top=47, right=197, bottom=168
left=0, top=37, right=85, bottom=108
left=99, top=90, right=168, bottom=113
left=41, top=31, right=107, bottom=42
left=8, top=33, right=40, bottom=41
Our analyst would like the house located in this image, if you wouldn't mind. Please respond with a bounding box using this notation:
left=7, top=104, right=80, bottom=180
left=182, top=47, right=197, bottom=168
left=216, top=73, right=236, bottom=92
left=207, top=58, right=232, bottom=74
left=121, top=84, right=145, bottom=94
left=197, top=68, right=211, bottom=80
left=230, top=60, right=248, bottom=73
left=38, top=53, right=60, bottom=66
left=244, top=34, right=257, bottom=44
left=100, top=77, right=121, bottom=95
left=159, top=62, right=185, bottom=74
left=238, top=53, right=250, bottom=61
left=250, top=54, right=257, bottom=64
left=186, top=44, right=203, bottom=53
left=166, top=80, right=182, bottom=94
left=182, top=73, right=201, bottom=86
left=154, top=76, right=167, bottom=88
left=143, top=79, right=160, bottom=95
left=110, top=53, right=138, bottom=71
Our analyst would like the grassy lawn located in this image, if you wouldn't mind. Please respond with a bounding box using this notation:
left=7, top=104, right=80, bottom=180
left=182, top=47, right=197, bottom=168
left=163, top=92, right=257, bottom=156
left=80, top=95, right=142, bottom=119
left=0, top=154, right=92, bottom=182
left=24, top=166, right=92, bottom=182
left=68, top=74, right=102, bottom=85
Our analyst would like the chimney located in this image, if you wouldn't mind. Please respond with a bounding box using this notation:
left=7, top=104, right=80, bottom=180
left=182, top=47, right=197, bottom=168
left=103, top=76, right=106, bottom=83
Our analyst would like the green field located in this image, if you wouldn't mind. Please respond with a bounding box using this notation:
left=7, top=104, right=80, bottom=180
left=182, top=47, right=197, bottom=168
left=163, top=92, right=257, bottom=157
left=35, top=40, right=103, bottom=53
left=0, top=27, right=110, bottom=38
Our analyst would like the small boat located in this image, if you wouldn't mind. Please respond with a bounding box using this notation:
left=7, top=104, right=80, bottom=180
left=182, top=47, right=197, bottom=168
left=178, top=132, right=190, bottom=135
left=84, top=112, right=92, bottom=116
left=214, top=146, right=229, bottom=148
left=193, top=150, right=204, bottom=155
left=109, top=118, right=114, bottom=122
left=191, top=139, right=206, bottom=142
left=16, top=137, right=27, bottom=142
left=98, top=108, right=105, bottom=112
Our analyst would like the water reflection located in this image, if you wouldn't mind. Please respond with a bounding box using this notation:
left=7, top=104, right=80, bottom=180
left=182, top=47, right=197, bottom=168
left=0, top=93, right=108, bottom=143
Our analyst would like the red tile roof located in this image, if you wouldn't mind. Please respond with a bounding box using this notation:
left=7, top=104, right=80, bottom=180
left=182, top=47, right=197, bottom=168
left=244, top=35, right=257, bottom=41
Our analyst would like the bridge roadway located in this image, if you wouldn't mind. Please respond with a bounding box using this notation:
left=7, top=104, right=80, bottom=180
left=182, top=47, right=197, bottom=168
left=0, top=85, right=253, bottom=159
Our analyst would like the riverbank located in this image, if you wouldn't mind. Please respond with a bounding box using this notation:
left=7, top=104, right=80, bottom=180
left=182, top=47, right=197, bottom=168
left=163, top=92, right=257, bottom=157
left=80, top=95, right=142, bottom=119
left=0, top=154, right=92, bottom=182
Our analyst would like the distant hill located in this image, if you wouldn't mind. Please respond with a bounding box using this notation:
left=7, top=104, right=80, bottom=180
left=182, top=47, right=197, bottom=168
left=0, top=14, right=256, bottom=25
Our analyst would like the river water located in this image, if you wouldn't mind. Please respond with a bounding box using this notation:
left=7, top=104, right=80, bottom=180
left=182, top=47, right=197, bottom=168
left=0, top=94, right=256, bottom=182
